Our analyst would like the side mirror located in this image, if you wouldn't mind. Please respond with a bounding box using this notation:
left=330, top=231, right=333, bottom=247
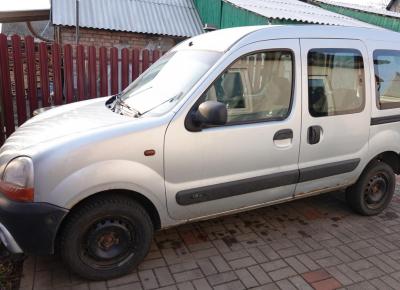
left=187, top=101, right=227, bottom=131
left=196, top=101, right=227, bottom=126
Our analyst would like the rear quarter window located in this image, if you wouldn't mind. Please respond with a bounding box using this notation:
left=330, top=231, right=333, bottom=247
left=308, top=48, right=365, bottom=117
left=374, top=50, right=400, bottom=109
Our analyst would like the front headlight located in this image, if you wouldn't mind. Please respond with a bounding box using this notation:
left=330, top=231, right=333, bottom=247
left=3, top=157, right=34, bottom=187
left=0, top=157, right=34, bottom=202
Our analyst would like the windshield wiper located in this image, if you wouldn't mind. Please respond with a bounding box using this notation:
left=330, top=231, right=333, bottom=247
left=139, top=92, right=183, bottom=116
left=107, top=91, right=183, bottom=118
left=112, top=93, right=142, bottom=118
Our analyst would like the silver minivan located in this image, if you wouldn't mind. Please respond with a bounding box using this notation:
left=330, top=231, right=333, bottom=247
left=1, top=25, right=400, bottom=280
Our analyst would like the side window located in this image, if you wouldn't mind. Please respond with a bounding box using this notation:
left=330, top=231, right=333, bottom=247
left=308, top=49, right=365, bottom=117
left=204, top=50, right=293, bottom=124
left=374, top=50, right=400, bottom=109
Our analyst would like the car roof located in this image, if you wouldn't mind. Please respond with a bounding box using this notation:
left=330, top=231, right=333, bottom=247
left=173, top=25, right=400, bottom=53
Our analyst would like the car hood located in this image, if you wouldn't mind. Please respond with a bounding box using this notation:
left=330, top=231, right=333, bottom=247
left=0, top=97, right=132, bottom=155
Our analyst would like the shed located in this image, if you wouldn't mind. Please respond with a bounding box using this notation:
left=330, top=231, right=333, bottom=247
left=51, top=0, right=204, bottom=50
left=193, top=0, right=374, bottom=30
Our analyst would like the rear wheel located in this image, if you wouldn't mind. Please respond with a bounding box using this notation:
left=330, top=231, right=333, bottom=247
left=346, top=160, right=395, bottom=216
left=59, top=195, right=153, bottom=280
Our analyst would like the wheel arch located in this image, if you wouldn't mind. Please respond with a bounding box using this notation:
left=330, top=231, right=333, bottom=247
left=54, top=189, right=162, bottom=253
left=347, top=152, right=397, bottom=216
left=367, top=151, right=400, bottom=175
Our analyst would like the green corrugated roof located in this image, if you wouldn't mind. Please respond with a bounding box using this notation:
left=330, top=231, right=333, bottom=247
left=193, top=0, right=377, bottom=30
left=313, top=1, right=400, bottom=32
left=220, top=2, right=269, bottom=28
left=193, top=0, right=317, bottom=29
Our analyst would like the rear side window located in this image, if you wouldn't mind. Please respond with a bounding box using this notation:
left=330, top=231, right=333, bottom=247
left=374, top=50, right=400, bottom=109
left=308, top=49, right=365, bottom=117
left=203, top=50, right=293, bottom=124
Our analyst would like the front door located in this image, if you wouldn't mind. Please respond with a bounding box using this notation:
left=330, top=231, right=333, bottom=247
left=296, top=39, right=371, bottom=196
left=164, top=39, right=302, bottom=220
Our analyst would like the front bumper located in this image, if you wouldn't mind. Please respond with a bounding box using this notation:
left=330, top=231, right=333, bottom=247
left=0, top=193, right=68, bottom=255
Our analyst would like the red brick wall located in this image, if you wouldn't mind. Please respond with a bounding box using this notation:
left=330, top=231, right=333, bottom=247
left=58, top=26, right=183, bottom=51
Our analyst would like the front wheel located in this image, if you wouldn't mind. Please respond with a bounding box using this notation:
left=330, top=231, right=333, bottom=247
left=346, top=160, right=395, bottom=216
left=59, top=195, right=154, bottom=280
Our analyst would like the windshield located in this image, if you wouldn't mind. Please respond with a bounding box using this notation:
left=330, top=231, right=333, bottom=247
left=118, top=50, right=222, bottom=116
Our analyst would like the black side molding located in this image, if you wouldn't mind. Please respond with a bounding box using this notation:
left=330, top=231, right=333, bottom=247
left=176, top=170, right=299, bottom=206
left=371, top=115, right=400, bottom=125
left=176, top=158, right=361, bottom=206
left=299, top=158, right=360, bottom=183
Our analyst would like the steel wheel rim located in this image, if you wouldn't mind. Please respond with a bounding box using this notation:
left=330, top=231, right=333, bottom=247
left=79, top=216, right=137, bottom=270
left=364, top=172, right=389, bottom=210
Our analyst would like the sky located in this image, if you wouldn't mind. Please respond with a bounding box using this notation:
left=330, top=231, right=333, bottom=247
left=0, top=0, right=50, bottom=11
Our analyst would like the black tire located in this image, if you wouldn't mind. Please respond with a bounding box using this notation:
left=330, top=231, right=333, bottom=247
left=346, top=160, right=395, bottom=216
left=59, top=195, right=153, bottom=280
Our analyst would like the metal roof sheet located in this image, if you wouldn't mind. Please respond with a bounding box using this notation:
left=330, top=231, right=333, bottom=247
left=314, top=0, right=400, bottom=19
left=52, top=0, right=204, bottom=37
left=226, top=0, right=376, bottom=27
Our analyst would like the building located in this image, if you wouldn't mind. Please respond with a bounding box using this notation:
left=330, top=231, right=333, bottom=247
left=387, top=0, right=400, bottom=12
left=311, top=0, right=400, bottom=32
left=51, top=0, right=204, bottom=51
left=0, top=4, right=52, bottom=41
left=193, top=0, right=374, bottom=30
left=1, top=21, right=53, bottom=41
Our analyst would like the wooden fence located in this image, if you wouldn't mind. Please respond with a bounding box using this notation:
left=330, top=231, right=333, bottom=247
left=0, top=34, right=163, bottom=145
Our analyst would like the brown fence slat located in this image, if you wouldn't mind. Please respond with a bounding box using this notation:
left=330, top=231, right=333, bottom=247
left=52, top=43, right=63, bottom=105
left=39, top=42, right=50, bottom=107
left=0, top=34, right=14, bottom=136
left=121, top=48, right=129, bottom=90
left=88, top=46, right=97, bottom=98
left=152, top=50, right=160, bottom=64
left=76, top=45, right=85, bottom=101
left=99, top=47, right=108, bottom=97
left=0, top=40, right=167, bottom=143
left=0, top=45, right=5, bottom=142
left=0, top=87, right=4, bottom=143
left=132, top=48, right=140, bottom=81
left=25, top=36, right=38, bottom=116
left=11, top=34, right=27, bottom=125
left=142, top=49, right=149, bottom=72
left=63, top=44, right=74, bottom=103
left=110, top=47, right=118, bottom=95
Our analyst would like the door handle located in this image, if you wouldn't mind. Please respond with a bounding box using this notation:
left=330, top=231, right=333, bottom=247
left=273, top=129, right=293, bottom=141
left=308, top=125, right=322, bottom=145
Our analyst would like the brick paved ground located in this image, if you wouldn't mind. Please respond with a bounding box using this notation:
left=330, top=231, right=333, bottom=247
left=20, top=182, right=400, bottom=290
